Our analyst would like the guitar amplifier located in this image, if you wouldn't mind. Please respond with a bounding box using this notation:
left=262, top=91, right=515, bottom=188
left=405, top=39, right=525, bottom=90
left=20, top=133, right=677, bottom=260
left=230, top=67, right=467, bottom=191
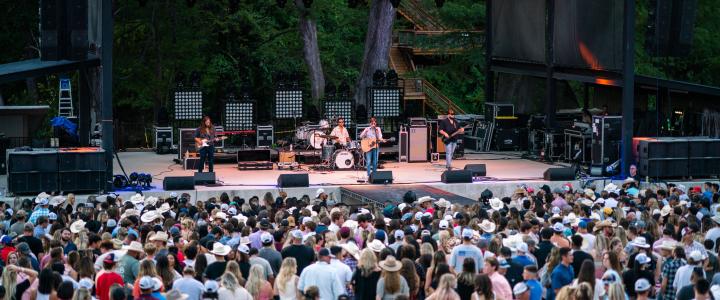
left=398, top=127, right=408, bottom=162
left=257, top=125, right=274, bottom=148
left=408, top=125, right=428, bottom=162
left=214, top=126, right=225, bottom=149
left=178, top=128, right=198, bottom=161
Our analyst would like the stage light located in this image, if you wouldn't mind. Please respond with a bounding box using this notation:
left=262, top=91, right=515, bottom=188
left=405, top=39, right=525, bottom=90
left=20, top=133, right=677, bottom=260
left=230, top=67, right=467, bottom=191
left=129, top=172, right=139, bottom=183
left=370, top=87, right=401, bottom=117
left=173, top=87, right=203, bottom=120
left=372, top=69, right=386, bottom=87
left=138, top=173, right=152, bottom=187
left=175, top=71, right=186, bottom=87
left=277, top=0, right=287, bottom=8
left=275, top=87, right=303, bottom=119
left=386, top=69, right=399, bottom=87
left=325, top=83, right=337, bottom=100
left=390, top=0, right=401, bottom=8
left=303, top=0, right=313, bottom=8
left=324, top=100, right=354, bottom=126
left=189, top=71, right=201, bottom=87
left=225, top=94, right=255, bottom=130
left=113, top=175, right=128, bottom=189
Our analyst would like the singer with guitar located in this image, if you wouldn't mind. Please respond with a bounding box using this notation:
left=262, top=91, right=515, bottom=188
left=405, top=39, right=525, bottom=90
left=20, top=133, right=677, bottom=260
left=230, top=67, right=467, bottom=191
left=359, top=117, right=385, bottom=179
left=439, top=109, right=464, bottom=170
left=194, top=116, right=219, bottom=173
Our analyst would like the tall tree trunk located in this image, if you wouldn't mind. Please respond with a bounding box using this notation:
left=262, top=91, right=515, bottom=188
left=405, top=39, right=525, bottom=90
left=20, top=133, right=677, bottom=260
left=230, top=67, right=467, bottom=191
left=295, top=0, right=325, bottom=103
left=355, top=0, right=396, bottom=110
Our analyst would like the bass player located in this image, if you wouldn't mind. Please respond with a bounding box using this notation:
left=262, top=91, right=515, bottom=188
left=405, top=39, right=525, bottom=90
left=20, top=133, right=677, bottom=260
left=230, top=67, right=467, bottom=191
left=439, top=108, right=464, bottom=170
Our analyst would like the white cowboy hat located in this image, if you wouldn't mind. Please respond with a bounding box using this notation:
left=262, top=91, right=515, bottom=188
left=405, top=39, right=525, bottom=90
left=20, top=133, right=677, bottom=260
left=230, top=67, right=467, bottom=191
left=584, top=188, right=596, bottom=200
left=629, top=237, right=650, bottom=249
left=623, top=177, right=637, bottom=184
left=129, top=193, right=145, bottom=205
left=580, top=199, right=594, bottom=207
left=35, top=192, right=50, bottom=204
left=479, top=220, right=496, bottom=233
left=489, top=198, right=504, bottom=210
left=233, top=214, right=248, bottom=223
left=342, top=220, right=358, bottom=231
left=141, top=210, right=164, bottom=223
left=315, top=188, right=325, bottom=198
left=367, top=239, right=385, bottom=253
left=149, top=231, right=169, bottom=243
left=157, top=203, right=171, bottom=214
left=417, top=196, right=435, bottom=205
left=604, top=183, right=619, bottom=193
left=658, top=240, right=678, bottom=251
left=121, top=209, right=140, bottom=219
left=661, top=205, right=672, bottom=217
left=240, top=236, right=251, bottom=245
left=379, top=256, right=402, bottom=272
left=70, top=220, right=86, bottom=233
left=564, top=213, right=579, bottom=227
left=213, top=212, right=228, bottom=221
left=49, top=196, right=66, bottom=207
left=340, top=242, right=361, bottom=260
left=122, top=241, right=145, bottom=253
left=144, top=196, right=159, bottom=207
left=436, top=198, right=451, bottom=208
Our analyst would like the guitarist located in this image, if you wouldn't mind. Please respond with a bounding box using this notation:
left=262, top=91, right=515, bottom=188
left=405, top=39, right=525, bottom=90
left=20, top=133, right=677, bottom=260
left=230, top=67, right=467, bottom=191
left=194, top=116, right=216, bottom=173
left=439, top=109, right=464, bottom=170
left=359, top=117, right=384, bottom=179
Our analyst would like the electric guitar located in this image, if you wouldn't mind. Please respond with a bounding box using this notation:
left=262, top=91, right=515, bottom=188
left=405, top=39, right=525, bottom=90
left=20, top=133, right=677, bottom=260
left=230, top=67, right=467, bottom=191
left=361, top=137, right=396, bottom=153
left=442, top=128, right=464, bottom=144
left=196, top=136, right=228, bottom=149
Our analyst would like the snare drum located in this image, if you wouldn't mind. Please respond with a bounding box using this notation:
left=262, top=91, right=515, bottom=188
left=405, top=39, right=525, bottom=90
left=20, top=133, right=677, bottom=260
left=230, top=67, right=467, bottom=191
left=346, top=141, right=360, bottom=150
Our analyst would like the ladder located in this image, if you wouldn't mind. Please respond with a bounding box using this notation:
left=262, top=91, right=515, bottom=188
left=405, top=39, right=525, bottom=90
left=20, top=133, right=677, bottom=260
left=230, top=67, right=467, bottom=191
left=58, top=78, right=74, bottom=117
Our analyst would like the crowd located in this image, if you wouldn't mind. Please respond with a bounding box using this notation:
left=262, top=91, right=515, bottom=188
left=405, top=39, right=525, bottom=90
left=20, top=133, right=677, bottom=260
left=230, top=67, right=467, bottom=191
left=0, top=179, right=718, bottom=300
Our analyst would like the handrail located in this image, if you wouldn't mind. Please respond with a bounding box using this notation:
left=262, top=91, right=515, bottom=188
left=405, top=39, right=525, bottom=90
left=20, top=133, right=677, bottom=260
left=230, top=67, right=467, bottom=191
left=402, top=77, right=466, bottom=115
left=396, top=30, right=484, bottom=53
left=398, top=0, right=446, bottom=31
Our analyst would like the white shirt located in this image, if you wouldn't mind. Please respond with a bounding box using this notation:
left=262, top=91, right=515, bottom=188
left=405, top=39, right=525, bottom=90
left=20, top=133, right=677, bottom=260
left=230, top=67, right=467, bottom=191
left=706, top=228, right=720, bottom=244
left=580, top=232, right=596, bottom=253
left=329, top=258, right=353, bottom=286
left=298, top=261, right=345, bottom=300
left=360, top=126, right=383, bottom=140
left=328, top=223, right=340, bottom=233
left=674, top=263, right=704, bottom=294
left=218, top=286, right=253, bottom=300
left=330, top=126, right=351, bottom=144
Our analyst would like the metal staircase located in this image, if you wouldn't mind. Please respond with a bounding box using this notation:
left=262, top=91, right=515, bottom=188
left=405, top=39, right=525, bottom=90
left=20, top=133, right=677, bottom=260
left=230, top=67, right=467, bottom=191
left=58, top=78, right=74, bottom=117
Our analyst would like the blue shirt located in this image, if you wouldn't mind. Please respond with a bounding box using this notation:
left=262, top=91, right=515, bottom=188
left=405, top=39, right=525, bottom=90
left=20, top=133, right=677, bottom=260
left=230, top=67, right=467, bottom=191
left=514, top=255, right=535, bottom=268
left=526, top=279, right=543, bottom=300
left=549, top=264, right=574, bottom=300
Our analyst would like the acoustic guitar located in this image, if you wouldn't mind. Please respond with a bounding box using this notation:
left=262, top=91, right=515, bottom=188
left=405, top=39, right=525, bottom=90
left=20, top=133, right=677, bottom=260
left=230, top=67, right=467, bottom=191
left=361, top=137, right=396, bottom=153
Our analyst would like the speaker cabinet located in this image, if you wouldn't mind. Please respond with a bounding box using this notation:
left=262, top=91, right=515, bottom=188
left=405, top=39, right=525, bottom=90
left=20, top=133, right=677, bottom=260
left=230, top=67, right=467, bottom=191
left=8, top=150, right=58, bottom=173
left=59, top=171, right=105, bottom=193
left=163, top=176, right=195, bottom=191
left=194, top=172, right=216, bottom=185
left=441, top=170, right=473, bottom=183
left=464, top=164, right=487, bottom=177
left=277, top=174, right=309, bottom=188
left=543, top=167, right=576, bottom=181
left=369, top=171, right=394, bottom=184
left=8, top=172, right=59, bottom=195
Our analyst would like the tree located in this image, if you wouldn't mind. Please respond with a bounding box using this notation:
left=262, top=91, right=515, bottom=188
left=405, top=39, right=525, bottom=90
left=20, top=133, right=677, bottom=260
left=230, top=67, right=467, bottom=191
left=295, top=0, right=325, bottom=103
left=355, top=0, right=396, bottom=109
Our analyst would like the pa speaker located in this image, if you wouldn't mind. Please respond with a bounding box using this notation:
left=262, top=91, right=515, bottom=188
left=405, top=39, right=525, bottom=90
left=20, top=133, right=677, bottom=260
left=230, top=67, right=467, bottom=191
left=369, top=171, right=393, bottom=184
left=194, top=172, right=216, bottom=185
left=163, top=176, right=195, bottom=191
left=441, top=170, right=473, bottom=183
left=543, top=167, right=576, bottom=181
left=277, top=174, right=309, bottom=188
left=463, top=164, right=487, bottom=177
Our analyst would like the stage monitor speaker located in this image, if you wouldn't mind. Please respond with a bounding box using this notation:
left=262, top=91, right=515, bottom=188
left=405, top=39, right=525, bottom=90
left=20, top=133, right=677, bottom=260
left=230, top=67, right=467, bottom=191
left=40, top=0, right=64, bottom=61
left=464, top=164, right=487, bottom=177
left=163, top=176, right=195, bottom=190
left=277, top=174, right=309, bottom=188
left=194, top=172, right=216, bottom=185
left=66, top=0, right=88, bottom=60
left=441, top=170, right=473, bottom=183
left=369, top=171, right=394, bottom=184
left=543, top=167, right=576, bottom=181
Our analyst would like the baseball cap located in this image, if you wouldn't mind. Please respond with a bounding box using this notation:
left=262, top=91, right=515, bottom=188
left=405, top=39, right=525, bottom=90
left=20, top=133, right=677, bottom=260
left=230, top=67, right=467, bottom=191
left=291, top=230, right=303, bottom=239
left=78, top=278, right=94, bottom=289
left=318, top=248, right=331, bottom=257
left=461, top=228, right=473, bottom=239
left=139, top=276, right=154, bottom=290
left=499, top=259, right=510, bottom=269
left=513, top=282, right=529, bottom=295
left=0, top=235, right=12, bottom=245
left=552, top=222, right=565, bottom=233
left=439, top=220, right=449, bottom=229
left=375, top=230, right=386, bottom=241
left=204, top=280, right=219, bottom=293
left=394, top=230, right=404, bottom=240
left=635, top=253, right=651, bottom=264
left=578, top=220, right=587, bottom=229
left=261, top=232, right=274, bottom=244
left=635, top=278, right=651, bottom=292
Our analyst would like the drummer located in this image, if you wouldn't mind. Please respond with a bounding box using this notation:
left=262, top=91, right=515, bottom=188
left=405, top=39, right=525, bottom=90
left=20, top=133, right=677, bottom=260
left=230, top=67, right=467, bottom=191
left=330, top=117, right=352, bottom=148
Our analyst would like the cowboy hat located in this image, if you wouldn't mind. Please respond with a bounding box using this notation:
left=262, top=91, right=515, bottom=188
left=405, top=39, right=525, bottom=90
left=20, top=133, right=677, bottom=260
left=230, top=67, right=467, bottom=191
left=149, top=231, right=169, bottom=242
left=122, top=241, right=145, bottom=253
left=342, top=220, right=358, bottom=232
left=121, top=209, right=140, bottom=219
left=233, top=214, right=248, bottom=223
left=209, top=242, right=231, bottom=256
left=141, top=210, right=164, bottom=223
left=584, top=189, right=596, bottom=200
left=49, top=196, right=66, bottom=206
left=435, top=198, right=451, bottom=208
left=580, top=199, right=594, bottom=207
left=129, top=193, right=145, bottom=205
left=367, top=239, right=385, bottom=253
left=213, top=212, right=228, bottom=221
left=629, top=237, right=650, bottom=248
left=70, top=220, right=86, bottom=233
left=479, top=220, right=496, bottom=233
left=416, top=196, right=435, bottom=205
left=35, top=192, right=50, bottom=204
left=165, top=290, right=189, bottom=300
left=157, top=203, right=171, bottom=214
left=144, top=196, right=159, bottom=207
left=604, top=183, right=619, bottom=193
left=623, top=177, right=637, bottom=185
left=340, top=242, right=361, bottom=260
left=658, top=240, right=678, bottom=251
left=379, top=256, right=402, bottom=272
left=593, top=219, right=617, bottom=232
left=489, top=198, right=504, bottom=210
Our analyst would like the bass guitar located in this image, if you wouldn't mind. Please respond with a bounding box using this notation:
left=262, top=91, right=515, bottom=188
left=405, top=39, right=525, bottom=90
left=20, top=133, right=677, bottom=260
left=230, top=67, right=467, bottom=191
left=196, top=136, right=228, bottom=149
left=441, top=129, right=464, bottom=144
left=361, top=137, right=396, bottom=153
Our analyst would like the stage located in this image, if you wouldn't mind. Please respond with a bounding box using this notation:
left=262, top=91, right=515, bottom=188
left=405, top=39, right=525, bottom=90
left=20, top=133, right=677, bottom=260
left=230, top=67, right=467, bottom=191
left=1, top=150, right=715, bottom=205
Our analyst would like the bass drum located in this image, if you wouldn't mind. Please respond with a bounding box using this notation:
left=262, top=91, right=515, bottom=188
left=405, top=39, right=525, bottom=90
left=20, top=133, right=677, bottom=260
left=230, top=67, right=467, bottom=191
left=332, top=150, right=355, bottom=169
left=307, top=130, right=326, bottom=149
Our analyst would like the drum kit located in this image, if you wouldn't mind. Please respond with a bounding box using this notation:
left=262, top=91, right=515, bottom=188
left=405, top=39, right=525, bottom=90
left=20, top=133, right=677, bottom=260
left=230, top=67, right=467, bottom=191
left=292, top=118, right=365, bottom=170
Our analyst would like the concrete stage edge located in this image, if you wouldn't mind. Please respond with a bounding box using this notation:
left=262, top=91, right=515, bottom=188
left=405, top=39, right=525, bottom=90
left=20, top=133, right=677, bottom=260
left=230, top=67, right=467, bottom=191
left=1, top=151, right=717, bottom=204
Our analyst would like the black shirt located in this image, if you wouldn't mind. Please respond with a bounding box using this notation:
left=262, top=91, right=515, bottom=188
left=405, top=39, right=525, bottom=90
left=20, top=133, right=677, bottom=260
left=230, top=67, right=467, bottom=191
left=534, top=240, right=554, bottom=269
left=571, top=250, right=594, bottom=278
left=504, top=258, right=525, bottom=288
left=352, top=269, right=381, bottom=300
left=17, top=235, right=43, bottom=258
left=204, top=261, right=227, bottom=281
left=15, top=278, right=31, bottom=300
left=439, top=117, right=462, bottom=144
left=281, top=244, right=316, bottom=275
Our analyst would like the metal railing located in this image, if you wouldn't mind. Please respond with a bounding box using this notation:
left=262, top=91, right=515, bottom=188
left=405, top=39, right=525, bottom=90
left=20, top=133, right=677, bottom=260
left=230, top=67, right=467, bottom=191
left=396, top=30, right=484, bottom=54
left=397, top=0, right=447, bottom=31
left=402, top=77, right=466, bottom=115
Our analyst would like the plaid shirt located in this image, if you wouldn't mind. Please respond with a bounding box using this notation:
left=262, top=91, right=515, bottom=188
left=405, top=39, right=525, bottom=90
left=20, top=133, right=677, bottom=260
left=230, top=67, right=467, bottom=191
left=342, top=257, right=357, bottom=298
left=661, top=258, right=686, bottom=300
left=28, top=207, right=50, bottom=224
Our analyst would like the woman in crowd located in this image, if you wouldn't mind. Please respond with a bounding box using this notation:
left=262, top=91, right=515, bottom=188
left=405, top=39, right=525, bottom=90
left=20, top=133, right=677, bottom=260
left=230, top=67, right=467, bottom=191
left=274, top=258, right=300, bottom=300
left=377, top=256, right=410, bottom=300
left=245, top=265, right=272, bottom=300
left=352, top=249, right=381, bottom=300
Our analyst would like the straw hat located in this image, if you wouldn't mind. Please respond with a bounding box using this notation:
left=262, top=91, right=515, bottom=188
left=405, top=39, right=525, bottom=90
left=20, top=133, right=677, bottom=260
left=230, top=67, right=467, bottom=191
left=144, top=196, right=159, bottom=207
left=367, top=239, right=385, bottom=253
left=210, top=242, right=231, bottom=256
left=629, top=237, right=650, bottom=249
left=660, top=205, right=672, bottom=217
left=70, top=220, right=86, bottom=233
left=340, top=242, right=361, bottom=260
left=604, top=183, right=619, bottom=193
left=623, top=177, right=637, bottom=185
left=121, top=209, right=140, bottom=219
left=35, top=192, right=50, bottom=204
left=479, top=220, right=496, bottom=233
left=122, top=241, right=145, bottom=253
left=436, top=198, right=451, bottom=208
left=580, top=199, right=594, bottom=207
left=584, top=189, right=596, bottom=200
left=417, top=196, right=435, bottom=205
left=165, top=290, right=189, bottom=300
left=129, top=193, right=145, bottom=205
left=213, top=212, right=228, bottom=221
left=489, top=198, right=504, bottom=210
left=658, top=240, right=678, bottom=251
left=379, top=256, right=402, bottom=272
left=149, top=231, right=169, bottom=242
left=141, top=210, right=164, bottom=223
left=233, top=214, right=248, bottom=223
left=49, top=196, right=66, bottom=207
left=593, top=219, right=617, bottom=232
left=157, top=203, right=171, bottom=214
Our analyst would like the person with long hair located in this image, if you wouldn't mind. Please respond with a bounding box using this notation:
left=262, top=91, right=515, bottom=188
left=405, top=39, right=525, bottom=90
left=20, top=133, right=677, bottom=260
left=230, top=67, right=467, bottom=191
left=602, top=251, right=623, bottom=275
left=601, top=270, right=627, bottom=300
left=156, top=255, right=180, bottom=290
left=71, top=288, right=91, bottom=300
left=3, top=264, right=38, bottom=300
left=134, top=259, right=162, bottom=299
left=36, top=268, right=58, bottom=300
left=275, top=258, right=301, bottom=300
left=57, top=281, right=75, bottom=300
left=426, top=273, right=460, bottom=300
left=194, top=253, right=208, bottom=282
left=424, top=251, right=447, bottom=295
left=245, top=264, right=273, bottom=300
left=377, top=256, right=410, bottom=300
left=217, top=272, right=252, bottom=300
left=194, top=115, right=217, bottom=172
left=456, top=258, right=476, bottom=300
left=399, top=258, right=420, bottom=300
left=574, top=260, right=603, bottom=300
left=224, top=261, right=246, bottom=286
left=352, top=248, right=382, bottom=300
left=471, top=274, right=494, bottom=300
left=622, top=253, right=655, bottom=298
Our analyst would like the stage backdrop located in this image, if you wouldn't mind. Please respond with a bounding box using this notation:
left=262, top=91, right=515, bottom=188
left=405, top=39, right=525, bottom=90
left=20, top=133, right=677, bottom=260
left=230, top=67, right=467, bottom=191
left=491, top=0, right=546, bottom=63
left=553, top=0, right=624, bottom=71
